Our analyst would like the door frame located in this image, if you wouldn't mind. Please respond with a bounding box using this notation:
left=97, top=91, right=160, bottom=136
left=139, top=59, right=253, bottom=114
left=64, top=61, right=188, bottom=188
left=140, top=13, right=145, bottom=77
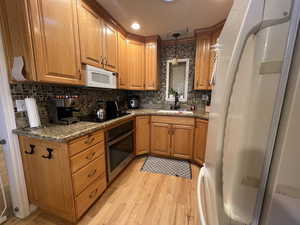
left=0, top=25, right=31, bottom=218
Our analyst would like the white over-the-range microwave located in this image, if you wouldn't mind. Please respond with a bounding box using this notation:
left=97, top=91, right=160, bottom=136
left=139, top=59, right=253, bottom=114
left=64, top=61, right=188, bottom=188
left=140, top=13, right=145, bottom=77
left=85, top=65, right=117, bottom=89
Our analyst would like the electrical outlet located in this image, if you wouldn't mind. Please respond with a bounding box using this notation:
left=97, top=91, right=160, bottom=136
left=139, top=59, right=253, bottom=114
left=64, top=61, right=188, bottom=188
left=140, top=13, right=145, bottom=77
left=15, top=100, right=26, bottom=112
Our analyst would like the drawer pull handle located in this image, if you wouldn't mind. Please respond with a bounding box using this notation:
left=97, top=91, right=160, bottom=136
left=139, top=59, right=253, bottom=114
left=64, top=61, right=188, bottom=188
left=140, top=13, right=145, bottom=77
left=85, top=136, right=95, bottom=145
left=89, top=188, right=98, bottom=199
left=88, top=169, right=97, bottom=178
left=86, top=152, right=96, bottom=160
left=25, top=144, right=35, bottom=154
left=42, top=148, right=53, bottom=159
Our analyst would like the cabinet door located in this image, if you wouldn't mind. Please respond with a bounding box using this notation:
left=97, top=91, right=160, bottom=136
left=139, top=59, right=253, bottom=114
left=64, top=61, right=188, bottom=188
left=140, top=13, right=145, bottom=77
left=193, top=119, right=208, bottom=164
left=145, top=42, right=159, bottom=90
left=118, top=32, right=128, bottom=89
left=136, top=116, right=150, bottom=155
left=209, top=28, right=222, bottom=88
left=19, top=137, right=75, bottom=221
left=172, top=125, right=194, bottom=159
left=78, top=1, right=103, bottom=68
left=127, top=40, right=145, bottom=90
left=151, top=123, right=171, bottom=156
left=194, top=33, right=211, bottom=90
left=103, top=23, right=118, bottom=72
left=30, top=0, right=82, bottom=85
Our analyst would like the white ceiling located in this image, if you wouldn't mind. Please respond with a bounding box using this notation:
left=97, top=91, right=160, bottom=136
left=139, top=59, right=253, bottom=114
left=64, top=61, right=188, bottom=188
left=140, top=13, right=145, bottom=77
left=96, top=0, right=233, bottom=40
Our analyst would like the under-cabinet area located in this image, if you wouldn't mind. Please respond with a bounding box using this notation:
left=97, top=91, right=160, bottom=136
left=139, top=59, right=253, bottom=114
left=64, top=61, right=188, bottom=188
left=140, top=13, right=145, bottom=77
left=14, top=114, right=208, bottom=222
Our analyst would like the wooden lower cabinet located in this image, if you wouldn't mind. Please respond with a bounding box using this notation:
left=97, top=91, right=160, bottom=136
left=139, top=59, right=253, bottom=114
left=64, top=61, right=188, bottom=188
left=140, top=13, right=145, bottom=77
left=150, top=116, right=195, bottom=159
left=172, top=125, right=194, bottom=159
left=193, top=119, right=208, bottom=164
left=151, top=122, right=172, bottom=156
left=135, top=116, right=150, bottom=155
left=18, top=130, right=107, bottom=222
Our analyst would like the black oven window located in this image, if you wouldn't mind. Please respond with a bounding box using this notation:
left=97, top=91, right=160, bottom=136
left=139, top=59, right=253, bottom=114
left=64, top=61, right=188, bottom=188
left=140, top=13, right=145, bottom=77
left=109, top=133, right=133, bottom=172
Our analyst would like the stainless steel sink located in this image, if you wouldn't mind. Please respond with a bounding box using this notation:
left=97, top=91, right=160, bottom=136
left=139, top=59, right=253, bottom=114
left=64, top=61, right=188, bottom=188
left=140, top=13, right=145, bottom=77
left=157, top=110, right=193, bottom=115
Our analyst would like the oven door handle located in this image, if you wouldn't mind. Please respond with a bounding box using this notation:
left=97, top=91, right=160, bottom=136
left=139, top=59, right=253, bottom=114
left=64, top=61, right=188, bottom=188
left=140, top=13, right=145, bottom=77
left=108, top=130, right=134, bottom=146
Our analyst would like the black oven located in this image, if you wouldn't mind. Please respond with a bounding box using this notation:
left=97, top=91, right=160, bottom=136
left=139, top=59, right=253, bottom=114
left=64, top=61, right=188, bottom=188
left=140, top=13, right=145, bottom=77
left=106, top=120, right=135, bottom=183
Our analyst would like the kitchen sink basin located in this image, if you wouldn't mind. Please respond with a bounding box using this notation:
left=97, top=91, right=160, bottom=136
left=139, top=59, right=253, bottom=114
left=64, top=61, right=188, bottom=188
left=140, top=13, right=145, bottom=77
left=157, top=110, right=193, bottom=115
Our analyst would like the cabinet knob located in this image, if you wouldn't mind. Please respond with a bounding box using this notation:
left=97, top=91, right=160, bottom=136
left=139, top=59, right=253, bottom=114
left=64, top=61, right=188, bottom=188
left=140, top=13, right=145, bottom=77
left=89, top=188, right=98, bottom=199
left=25, top=144, right=35, bottom=154
left=85, top=152, right=96, bottom=160
left=84, top=136, right=95, bottom=145
left=42, top=148, right=53, bottom=159
left=88, top=169, right=97, bottom=178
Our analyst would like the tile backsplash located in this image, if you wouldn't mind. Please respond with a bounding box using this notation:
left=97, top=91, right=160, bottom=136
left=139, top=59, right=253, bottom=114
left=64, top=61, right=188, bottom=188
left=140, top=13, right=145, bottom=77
left=10, top=83, right=128, bottom=128
left=128, top=41, right=210, bottom=110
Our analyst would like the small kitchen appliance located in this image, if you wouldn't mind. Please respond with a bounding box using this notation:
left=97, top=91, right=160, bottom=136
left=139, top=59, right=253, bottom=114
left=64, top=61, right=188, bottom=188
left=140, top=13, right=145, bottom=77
left=85, top=65, right=117, bottom=89
left=95, top=101, right=107, bottom=122
left=48, top=96, right=80, bottom=125
left=127, top=96, right=140, bottom=109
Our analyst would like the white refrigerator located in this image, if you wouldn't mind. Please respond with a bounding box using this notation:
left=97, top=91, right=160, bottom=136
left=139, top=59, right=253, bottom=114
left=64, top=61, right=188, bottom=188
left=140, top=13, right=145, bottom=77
left=197, top=0, right=300, bottom=225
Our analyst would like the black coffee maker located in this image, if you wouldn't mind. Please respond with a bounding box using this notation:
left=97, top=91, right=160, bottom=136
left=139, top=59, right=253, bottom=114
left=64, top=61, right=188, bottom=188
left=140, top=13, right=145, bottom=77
left=48, top=96, right=80, bottom=125
left=106, top=101, right=120, bottom=120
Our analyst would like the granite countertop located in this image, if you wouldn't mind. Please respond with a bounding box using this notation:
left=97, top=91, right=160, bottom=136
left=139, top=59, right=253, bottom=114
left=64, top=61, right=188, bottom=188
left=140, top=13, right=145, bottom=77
left=128, top=109, right=209, bottom=120
left=13, top=109, right=209, bottom=143
left=13, top=114, right=135, bottom=143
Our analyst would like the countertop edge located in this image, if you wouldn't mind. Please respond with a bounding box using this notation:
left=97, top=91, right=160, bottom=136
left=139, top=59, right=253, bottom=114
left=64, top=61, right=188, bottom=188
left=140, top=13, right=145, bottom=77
left=13, top=111, right=209, bottom=143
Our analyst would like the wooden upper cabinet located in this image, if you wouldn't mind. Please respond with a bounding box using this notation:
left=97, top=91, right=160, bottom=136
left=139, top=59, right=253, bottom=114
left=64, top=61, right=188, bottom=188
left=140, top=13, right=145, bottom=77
left=118, top=32, right=128, bottom=89
left=2, top=0, right=83, bottom=85
left=31, top=0, right=83, bottom=84
left=151, top=123, right=171, bottom=156
left=136, top=116, right=150, bottom=155
left=193, top=119, right=208, bottom=165
left=209, top=28, right=222, bottom=88
left=127, top=40, right=145, bottom=90
left=194, top=27, right=222, bottom=90
left=145, top=41, right=159, bottom=90
left=172, top=125, right=194, bottom=159
left=194, top=33, right=211, bottom=90
left=103, top=23, right=118, bottom=72
left=77, top=1, right=103, bottom=68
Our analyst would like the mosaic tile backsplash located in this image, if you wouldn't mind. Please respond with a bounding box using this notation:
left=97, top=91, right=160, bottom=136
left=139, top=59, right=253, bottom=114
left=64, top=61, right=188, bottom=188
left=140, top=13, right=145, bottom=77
left=128, top=41, right=210, bottom=110
left=10, top=83, right=128, bottom=128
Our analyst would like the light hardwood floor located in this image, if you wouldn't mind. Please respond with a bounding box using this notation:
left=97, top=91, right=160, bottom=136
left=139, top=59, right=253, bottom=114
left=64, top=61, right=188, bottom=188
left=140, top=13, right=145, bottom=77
left=5, top=158, right=200, bottom=225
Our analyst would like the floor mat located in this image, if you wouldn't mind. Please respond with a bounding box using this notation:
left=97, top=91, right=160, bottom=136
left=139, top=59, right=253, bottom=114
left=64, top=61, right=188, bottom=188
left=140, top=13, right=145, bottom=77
left=141, top=156, right=192, bottom=179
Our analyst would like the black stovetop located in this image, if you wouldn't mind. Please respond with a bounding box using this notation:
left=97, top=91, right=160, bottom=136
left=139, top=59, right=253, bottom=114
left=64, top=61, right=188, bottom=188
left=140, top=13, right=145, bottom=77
left=80, top=112, right=131, bottom=123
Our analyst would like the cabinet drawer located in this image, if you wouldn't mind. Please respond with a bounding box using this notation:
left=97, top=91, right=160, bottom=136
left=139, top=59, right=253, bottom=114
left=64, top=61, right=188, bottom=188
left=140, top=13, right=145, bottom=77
left=72, top=155, right=106, bottom=195
left=70, top=141, right=105, bottom=173
left=69, top=131, right=104, bottom=156
left=75, top=174, right=106, bottom=218
left=151, top=116, right=195, bottom=126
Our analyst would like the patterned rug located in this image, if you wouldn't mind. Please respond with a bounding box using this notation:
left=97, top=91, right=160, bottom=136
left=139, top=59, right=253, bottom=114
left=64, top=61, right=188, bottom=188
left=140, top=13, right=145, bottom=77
left=141, top=156, right=192, bottom=179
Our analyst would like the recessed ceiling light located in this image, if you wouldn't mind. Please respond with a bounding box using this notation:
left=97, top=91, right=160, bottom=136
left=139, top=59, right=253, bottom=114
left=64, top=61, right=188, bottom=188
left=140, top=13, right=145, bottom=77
left=131, top=23, right=141, bottom=30
left=162, top=0, right=175, bottom=2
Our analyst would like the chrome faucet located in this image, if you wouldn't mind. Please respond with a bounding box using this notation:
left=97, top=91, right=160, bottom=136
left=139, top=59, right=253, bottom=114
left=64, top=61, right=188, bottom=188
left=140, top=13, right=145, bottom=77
left=170, top=92, right=180, bottom=110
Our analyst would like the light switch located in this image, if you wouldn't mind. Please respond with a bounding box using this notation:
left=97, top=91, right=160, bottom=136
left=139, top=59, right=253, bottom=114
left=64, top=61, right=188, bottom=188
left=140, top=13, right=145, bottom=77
left=16, top=100, right=26, bottom=112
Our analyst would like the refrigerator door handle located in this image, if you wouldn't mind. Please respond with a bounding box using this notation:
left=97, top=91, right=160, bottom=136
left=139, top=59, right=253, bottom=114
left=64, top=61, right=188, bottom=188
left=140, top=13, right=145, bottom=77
left=197, top=167, right=208, bottom=225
